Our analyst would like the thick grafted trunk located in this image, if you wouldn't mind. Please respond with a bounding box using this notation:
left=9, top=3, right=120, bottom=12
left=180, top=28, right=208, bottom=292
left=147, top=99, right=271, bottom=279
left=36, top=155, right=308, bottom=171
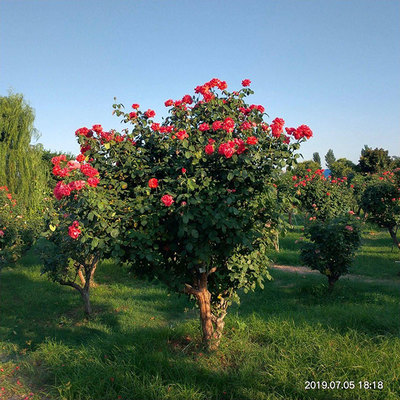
left=185, top=271, right=227, bottom=350
left=388, top=227, right=400, bottom=250
left=81, top=290, right=92, bottom=315
left=197, top=289, right=214, bottom=345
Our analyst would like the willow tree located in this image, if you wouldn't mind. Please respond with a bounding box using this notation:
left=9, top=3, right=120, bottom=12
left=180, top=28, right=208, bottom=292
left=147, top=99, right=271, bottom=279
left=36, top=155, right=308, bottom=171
left=0, top=92, right=47, bottom=215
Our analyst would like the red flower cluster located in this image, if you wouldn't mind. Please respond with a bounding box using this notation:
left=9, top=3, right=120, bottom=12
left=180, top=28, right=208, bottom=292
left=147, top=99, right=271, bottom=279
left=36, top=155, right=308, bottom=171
left=222, top=117, right=235, bottom=133
left=242, top=79, right=251, bottom=87
left=218, top=139, right=246, bottom=158
left=80, top=164, right=99, bottom=178
left=194, top=78, right=227, bottom=102
left=270, top=118, right=285, bottom=138
left=68, top=220, right=81, bottom=239
left=198, top=123, right=210, bottom=132
left=285, top=125, right=313, bottom=140
left=144, top=109, right=156, bottom=118
left=175, top=130, right=189, bottom=140
left=161, top=194, right=174, bottom=207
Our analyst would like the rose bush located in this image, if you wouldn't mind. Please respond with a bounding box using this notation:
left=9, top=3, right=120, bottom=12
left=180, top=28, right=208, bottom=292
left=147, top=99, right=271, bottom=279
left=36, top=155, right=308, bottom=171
left=0, top=186, right=40, bottom=266
left=361, top=169, right=400, bottom=250
left=75, top=78, right=313, bottom=348
left=292, top=168, right=356, bottom=220
left=300, top=214, right=362, bottom=289
left=38, top=153, right=123, bottom=315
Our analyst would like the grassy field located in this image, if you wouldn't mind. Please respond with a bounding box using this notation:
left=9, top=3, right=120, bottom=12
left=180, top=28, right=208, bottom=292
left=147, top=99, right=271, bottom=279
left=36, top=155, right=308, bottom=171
left=0, top=224, right=399, bottom=400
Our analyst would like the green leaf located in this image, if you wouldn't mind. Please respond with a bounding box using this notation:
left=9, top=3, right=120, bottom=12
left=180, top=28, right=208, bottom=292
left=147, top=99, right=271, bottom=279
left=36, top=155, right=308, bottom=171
left=227, top=172, right=234, bottom=181
left=110, top=229, right=119, bottom=238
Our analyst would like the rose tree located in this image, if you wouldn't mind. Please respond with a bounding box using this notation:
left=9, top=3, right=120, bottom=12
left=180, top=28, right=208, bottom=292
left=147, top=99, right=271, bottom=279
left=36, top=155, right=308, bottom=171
left=38, top=154, right=123, bottom=315
left=361, top=170, right=400, bottom=250
left=80, top=78, right=313, bottom=348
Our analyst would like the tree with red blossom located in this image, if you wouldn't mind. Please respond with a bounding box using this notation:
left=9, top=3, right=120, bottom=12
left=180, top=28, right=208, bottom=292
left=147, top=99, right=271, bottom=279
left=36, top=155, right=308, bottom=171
left=79, top=78, right=313, bottom=348
left=38, top=151, right=123, bottom=315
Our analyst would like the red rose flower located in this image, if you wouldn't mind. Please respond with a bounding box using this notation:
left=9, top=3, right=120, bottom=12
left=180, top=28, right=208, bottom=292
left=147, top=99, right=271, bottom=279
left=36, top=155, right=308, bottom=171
left=181, top=168, right=186, bottom=174
left=151, top=123, right=160, bottom=131
left=131, top=103, right=140, bottom=109
left=92, top=124, right=103, bottom=133
left=161, top=194, right=174, bottom=207
left=80, top=164, right=99, bottom=178
left=182, top=94, right=193, bottom=104
left=198, top=123, right=210, bottom=132
left=242, top=79, right=251, bottom=87
left=67, top=160, right=81, bottom=171
left=205, top=144, right=215, bottom=154
left=164, top=99, right=173, bottom=107
left=176, top=130, right=189, bottom=140
left=148, top=178, right=158, bottom=188
left=129, top=112, right=137, bottom=119
left=246, top=136, right=258, bottom=145
left=68, top=222, right=81, bottom=239
left=75, top=127, right=90, bottom=137
left=68, top=180, right=86, bottom=191
left=240, top=121, right=252, bottom=131
left=76, top=154, right=85, bottom=162
left=223, top=117, right=235, bottom=133
left=145, top=109, right=156, bottom=118
left=87, top=177, right=100, bottom=187
left=212, top=120, right=223, bottom=131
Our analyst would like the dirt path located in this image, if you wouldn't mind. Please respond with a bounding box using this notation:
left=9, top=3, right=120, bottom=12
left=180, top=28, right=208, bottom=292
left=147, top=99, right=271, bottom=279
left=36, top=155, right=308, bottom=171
left=272, top=264, right=400, bottom=287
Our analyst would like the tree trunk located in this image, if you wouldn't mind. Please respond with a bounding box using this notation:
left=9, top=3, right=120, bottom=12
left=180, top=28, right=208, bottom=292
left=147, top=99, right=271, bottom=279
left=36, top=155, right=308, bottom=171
left=78, top=268, right=86, bottom=286
left=78, top=262, right=98, bottom=287
left=197, top=289, right=214, bottom=346
left=388, top=227, right=400, bottom=251
left=328, top=275, right=338, bottom=291
left=81, top=289, right=92, bottom=315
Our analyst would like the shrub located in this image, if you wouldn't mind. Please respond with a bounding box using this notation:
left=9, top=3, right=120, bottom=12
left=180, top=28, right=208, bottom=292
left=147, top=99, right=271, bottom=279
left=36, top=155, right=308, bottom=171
left=361, top=170, right=400, bottom=250
left=300, top=214, right=362, bottom=289
left=292, top=169, right=356, bottom=220
left=38, top=155, right=122, bottom=315
left=0, top=186, right=40, bottom=266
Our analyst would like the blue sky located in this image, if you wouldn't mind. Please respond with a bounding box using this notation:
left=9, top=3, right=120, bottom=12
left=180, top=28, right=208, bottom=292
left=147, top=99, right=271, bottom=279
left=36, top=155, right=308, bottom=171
left=1, top=0, right=399, bottom=168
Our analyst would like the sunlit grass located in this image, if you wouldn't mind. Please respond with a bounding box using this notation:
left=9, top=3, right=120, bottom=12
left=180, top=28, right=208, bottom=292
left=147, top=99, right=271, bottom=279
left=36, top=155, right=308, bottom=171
left=1, top=238, right=399, bottom=400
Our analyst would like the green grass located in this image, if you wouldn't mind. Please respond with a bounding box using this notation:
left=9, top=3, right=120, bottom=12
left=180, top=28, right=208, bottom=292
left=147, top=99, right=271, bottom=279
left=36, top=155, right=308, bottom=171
left=0, top=227, right=400, bottom=400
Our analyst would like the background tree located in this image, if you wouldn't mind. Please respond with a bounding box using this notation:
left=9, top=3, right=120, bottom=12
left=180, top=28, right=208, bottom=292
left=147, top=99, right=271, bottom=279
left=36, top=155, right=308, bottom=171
left=300, top=214, right=362, bottom=289
left=292, top=160, right=320, bottom=177
left=0, top=92, right=48, bottom=216
left=312, top=152, right=321, bottom=167
left=358, top=145, right=391, bottom=174
left=330, top=158, right=357, bottom=179
left=361, top=173, right=400, bottom=250
left=324, top=149, right=336, bottom=171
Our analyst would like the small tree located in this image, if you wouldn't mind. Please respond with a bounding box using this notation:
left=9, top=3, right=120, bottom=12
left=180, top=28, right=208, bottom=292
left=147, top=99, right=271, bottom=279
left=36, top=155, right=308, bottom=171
left=39, top=154, right=122, bottom=315
left=0, top=93, right=47, bottom=217
left=292, top=168, right=356, bottom=220
left=312, top=152, right=321, bottom=167
left=325, top=149, right=336, bottom=170
left=330, top=158, right=357, bottom=180
left=358, top=146, right=391, bottom=174
left=77, top=78, right=313, bottom=348
left=300, top=214, right=362, bottom=289
left=361, top=171, right=400, bottom=250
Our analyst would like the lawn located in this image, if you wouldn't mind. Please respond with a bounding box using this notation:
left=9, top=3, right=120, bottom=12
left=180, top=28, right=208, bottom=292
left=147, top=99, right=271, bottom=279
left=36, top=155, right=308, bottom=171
left=0, top=224, right=399, bottom=400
